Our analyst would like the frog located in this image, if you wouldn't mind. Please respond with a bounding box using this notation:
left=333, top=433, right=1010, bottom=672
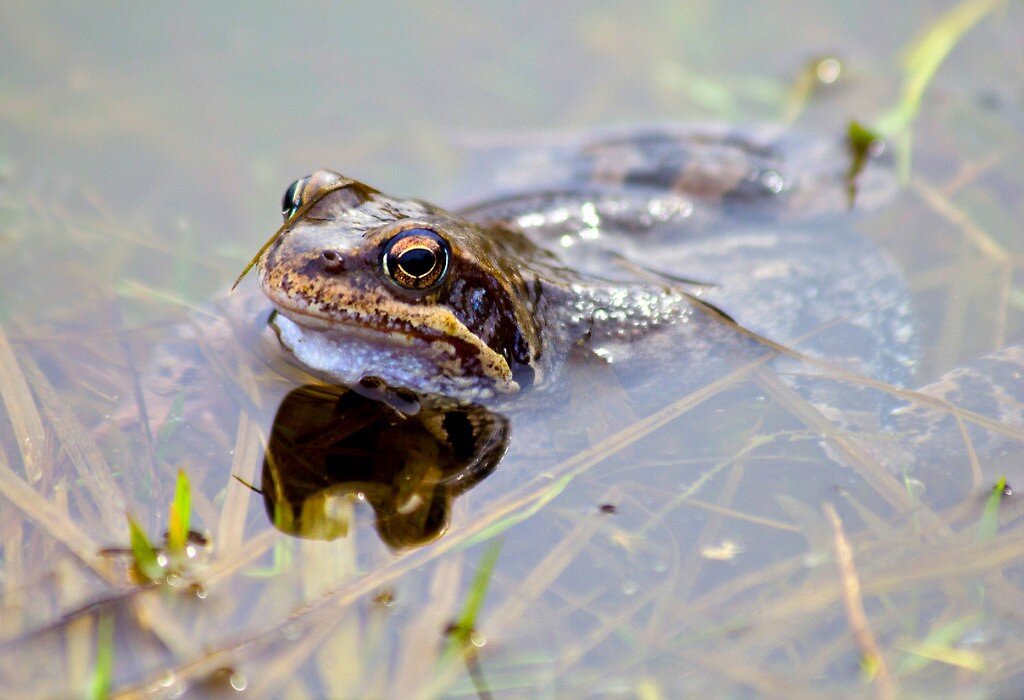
left=253, top=125, right=914, bottom=406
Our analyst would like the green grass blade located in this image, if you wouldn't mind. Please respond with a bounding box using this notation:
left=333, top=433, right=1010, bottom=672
left=978, top=476, right=1007, bottom=541
left=128, top=515, right=163, bottom=582
left=875, top=0, right=1005, bottom=138
left=167, top=469, right=191, bottom=556
left=460, top=473, right=573, bottom=549
left=444, top=538, right=504, bottom=664
left=898, top=614, right=984, bottom=674
left=88, top=614, right=115, bottom=700
left=457, top=539, right=502, bottom=641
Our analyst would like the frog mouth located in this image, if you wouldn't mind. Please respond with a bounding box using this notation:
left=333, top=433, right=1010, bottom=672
left=267, top=293, right=459, bottom=354
left=263, top=288, right=519, bottom=394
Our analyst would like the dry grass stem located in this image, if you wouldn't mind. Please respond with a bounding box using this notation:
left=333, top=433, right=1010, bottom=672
left=0, top=325, right=47, bottom=483
left=823, top=502, right=897, bottom=699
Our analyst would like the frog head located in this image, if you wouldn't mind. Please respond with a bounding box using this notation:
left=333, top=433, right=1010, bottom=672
left=257, top=171, right=546, bottom=398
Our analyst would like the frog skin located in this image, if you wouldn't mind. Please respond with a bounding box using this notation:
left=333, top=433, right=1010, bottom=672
left=256, top=126, right=912, bottom=406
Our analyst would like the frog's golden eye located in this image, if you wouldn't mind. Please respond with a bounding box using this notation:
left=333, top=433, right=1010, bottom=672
left=382, top=229, right=450, bottom=290
left=281, top=176, right=309, bottom=220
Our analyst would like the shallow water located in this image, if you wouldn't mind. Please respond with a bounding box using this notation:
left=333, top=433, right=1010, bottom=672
left=2, top=2, right=1024, bottom=696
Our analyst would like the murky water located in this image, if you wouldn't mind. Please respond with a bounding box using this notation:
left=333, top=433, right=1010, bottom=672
left=2, top=2, right=1024, bottom=696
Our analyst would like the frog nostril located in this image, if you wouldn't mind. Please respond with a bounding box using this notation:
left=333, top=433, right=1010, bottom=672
left=321, top=249, right=344, bottom=273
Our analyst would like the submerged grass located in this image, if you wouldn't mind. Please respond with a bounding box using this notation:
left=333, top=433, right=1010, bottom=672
left=87, top=614, right=114, bottom=700
left=0, top=324, right=46, bottom=484
left=126, top=470, right=195, bottom=583
left=444, top=539, right=503, bottom=658
left=977, top=476, right=1008, bottom=541
left=127, top=516, right=162, bottom=583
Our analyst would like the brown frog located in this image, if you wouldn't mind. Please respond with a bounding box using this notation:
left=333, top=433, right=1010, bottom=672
left=253, top=126, right=910, bottom=403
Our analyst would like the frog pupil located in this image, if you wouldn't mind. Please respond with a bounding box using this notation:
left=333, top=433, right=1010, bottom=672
left=397, top=247, right=436, bottom=277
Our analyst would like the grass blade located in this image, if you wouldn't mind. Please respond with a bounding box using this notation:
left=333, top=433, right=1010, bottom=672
left=167, top=469, right=191, bottom=556
left=128, top=516, right=162, bottom=582
left=87, top=614, right=115, bottom=700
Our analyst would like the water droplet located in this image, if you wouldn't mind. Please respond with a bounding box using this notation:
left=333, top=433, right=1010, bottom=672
left=230, top=672, right=248, bottom=691
left=760, top=170, right=785, bottom=193
left=815, top=57, right=842, bottom=84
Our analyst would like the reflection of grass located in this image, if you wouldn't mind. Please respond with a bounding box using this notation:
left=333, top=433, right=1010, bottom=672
left=845, top=0, right=1006, bottom=191
left=873, top=0, right=1007, bottom=178
left=875, top=0, right=1007, bottom=139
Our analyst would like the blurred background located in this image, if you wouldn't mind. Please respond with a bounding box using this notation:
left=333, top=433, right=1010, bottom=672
left=3, top=0, right=1018, bottom=297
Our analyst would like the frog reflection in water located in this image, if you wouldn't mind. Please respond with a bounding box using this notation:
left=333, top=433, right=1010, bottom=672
left=262, top=383, right=507, bottom=548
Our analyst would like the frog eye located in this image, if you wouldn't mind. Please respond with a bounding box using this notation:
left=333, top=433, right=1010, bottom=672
left=281, top=176, right=309, bottom=220
left=382, top=229, right=450, bottom=290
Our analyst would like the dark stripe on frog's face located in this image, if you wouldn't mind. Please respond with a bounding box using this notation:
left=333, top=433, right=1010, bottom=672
left=258, top=172, right=543, bottom=394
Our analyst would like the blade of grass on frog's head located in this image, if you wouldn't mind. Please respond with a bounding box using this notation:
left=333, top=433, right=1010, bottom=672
left=231, top=179, right=353, bottom=292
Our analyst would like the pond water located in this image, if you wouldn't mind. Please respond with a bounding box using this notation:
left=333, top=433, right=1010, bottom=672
left=1, top=2, right=1024, bottom=697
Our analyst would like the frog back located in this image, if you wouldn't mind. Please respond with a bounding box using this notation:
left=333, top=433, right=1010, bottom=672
left=455, top=125, right=913, bottom=387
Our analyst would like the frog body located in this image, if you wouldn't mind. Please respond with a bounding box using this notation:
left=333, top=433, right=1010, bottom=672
left=257, top=126, right=913, bottom=404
